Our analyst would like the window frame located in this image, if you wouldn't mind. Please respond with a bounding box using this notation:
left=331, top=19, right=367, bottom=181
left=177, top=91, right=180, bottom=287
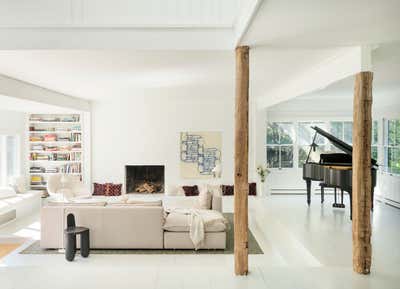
left=384, top=119, right=400, bottom=175
left=0, top=134, right=20, bottom=186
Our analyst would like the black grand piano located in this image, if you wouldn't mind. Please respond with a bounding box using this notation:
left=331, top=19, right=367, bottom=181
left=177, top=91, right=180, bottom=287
left=302, top=126, right=377, bottom=219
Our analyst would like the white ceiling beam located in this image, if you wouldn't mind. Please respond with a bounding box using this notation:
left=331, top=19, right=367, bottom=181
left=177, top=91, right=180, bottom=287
left=0, top=74, right=90, bottom=112
left=233, top=0, right=264, bottom=47
left=0, top=28, right=234, bottom=50
left=257, top=46, right=372, bottom=109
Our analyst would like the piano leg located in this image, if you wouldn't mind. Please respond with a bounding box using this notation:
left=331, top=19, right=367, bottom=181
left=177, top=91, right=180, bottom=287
left=334, top=188, right=337, bottom=205
left=321, top=185, right=324, bottom=204
left=371, top=188, right=374, bottom=212
left=349, top=191, right=352, bottom=220
left=306, top=179, right=311, bottom=205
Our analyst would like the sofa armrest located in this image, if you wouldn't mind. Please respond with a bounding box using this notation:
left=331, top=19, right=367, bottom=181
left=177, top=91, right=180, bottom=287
left=40, top=206, right=65, bottom=248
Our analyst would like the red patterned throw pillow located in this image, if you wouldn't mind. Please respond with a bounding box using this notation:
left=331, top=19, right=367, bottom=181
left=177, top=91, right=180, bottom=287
left=93, top=183, right=106, bottom=195
left=106, top=183, right=122, bottom=196
left=93, top=183, right=122, bottom=196
left=182, top=185, right=199, bottom=196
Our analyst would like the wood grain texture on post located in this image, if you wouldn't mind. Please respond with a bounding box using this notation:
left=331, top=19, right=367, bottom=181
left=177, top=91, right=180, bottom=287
left=352, top=71, right=373, bottom=274
left=234, top=46, right=249, bottom=276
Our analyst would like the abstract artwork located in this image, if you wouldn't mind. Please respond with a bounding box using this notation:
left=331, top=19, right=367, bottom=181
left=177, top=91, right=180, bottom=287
left=180, top=131, right=222, bottom=179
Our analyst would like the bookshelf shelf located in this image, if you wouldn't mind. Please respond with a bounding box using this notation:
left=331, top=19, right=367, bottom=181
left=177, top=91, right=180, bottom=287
left=28, top=114, right=84, bottom=195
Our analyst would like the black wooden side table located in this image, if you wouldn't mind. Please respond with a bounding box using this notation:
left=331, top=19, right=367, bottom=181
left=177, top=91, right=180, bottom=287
left=64, top=213, right=90, bottom=261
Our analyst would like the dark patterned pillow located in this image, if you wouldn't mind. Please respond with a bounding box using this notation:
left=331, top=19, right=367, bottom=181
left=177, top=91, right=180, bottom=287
left=249, top=182, right=257, bottom=196
left=221, top=184, right=257, bottom=196
left=106, top=183, right=122, bottom=196
left=182, top=185, right=199, bottom=196
left=221, top=185, right=234, bottom=196
left=93, top=183, right=106, bottom=195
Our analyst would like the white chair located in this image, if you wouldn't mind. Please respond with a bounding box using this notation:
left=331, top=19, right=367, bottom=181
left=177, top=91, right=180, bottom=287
left=47, top=175, right=90, bottom=200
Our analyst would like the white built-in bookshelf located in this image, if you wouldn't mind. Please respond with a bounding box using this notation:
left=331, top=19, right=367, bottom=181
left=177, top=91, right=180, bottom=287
left=28, top=114, right=83, bottom=195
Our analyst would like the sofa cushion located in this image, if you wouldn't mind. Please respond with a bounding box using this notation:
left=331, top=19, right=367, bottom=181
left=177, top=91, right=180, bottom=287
left=163, top=212, right=226, bottom=232
left=47, top=199, right=107, bottom=206
left=125, top=199, right=162, bottom=206
left=0, top=187, right=17, bottom=199
left=163, top=196, right=199, bottom=211
left=197, top=184, right=212, bottom=210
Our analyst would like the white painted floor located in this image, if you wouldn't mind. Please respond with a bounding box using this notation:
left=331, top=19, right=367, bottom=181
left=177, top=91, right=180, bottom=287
left=0, top=195, right=399, bottom=289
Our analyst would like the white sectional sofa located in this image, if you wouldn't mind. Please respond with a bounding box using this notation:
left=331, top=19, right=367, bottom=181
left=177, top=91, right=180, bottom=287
left=40, top=195, right=226, bottom=250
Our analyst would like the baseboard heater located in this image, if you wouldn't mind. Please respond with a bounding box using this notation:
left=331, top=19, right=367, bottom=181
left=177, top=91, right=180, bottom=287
left=0, top=209, right=16, bottom=226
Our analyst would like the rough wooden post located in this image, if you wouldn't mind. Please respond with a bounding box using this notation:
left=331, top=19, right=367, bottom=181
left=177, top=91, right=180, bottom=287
left=352, top=71, right=373, bottom=274
left=234, top=46, right=249, bottom=276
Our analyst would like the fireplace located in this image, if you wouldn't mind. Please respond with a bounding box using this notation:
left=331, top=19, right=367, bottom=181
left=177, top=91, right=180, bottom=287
left=125, top=165, right=165, bottom=194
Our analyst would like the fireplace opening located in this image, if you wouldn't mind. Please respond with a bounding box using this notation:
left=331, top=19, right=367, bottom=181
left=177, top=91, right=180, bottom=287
left=125, top=165, right=165, bottom=194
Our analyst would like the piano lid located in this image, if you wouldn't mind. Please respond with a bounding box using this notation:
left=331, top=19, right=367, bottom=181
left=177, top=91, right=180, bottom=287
left=311, top=126, right=352, bottom=155
left=311, top=126, right=377, bottom=166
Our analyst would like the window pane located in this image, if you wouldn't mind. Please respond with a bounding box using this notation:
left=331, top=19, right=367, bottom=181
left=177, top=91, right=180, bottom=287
left=267, top=123, right=280, bottom=145
left=280, top=146, right=293, bottom=168
left=330, top=122, right=343, bottom=139
left=372, top=121, right=378, bottom=145
left=279, top=123, right=294, bottom=144
left=343, top=122, right=353, bottom=144
left=388, top=120, right=397, bottom=146
left=298, top=146, right=309, bottom=168
left=397, top=120, right=400, bottom=145
left=6, top=136, right=17, bottom=180
left=298, top=122, right=313, bottom=145
left=314, top=122, right=327, bottom=145
left=371, top=146, right=378, bottom=161
left=266, top=146, right=279, bottom=168
left=388, top=147, right=400, bottom=174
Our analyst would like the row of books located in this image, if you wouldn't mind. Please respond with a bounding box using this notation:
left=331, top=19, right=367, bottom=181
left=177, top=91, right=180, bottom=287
left=29, top=115, right=80, bottom=122
left=30, top=152, right=82, bottom=161
left=31, top=143, right=82, bottom=151
left=29, top=125, right=81, bottom=132
left=30, top=164, right=82, bottom=174
left=30, top=133, right=81, bottom=142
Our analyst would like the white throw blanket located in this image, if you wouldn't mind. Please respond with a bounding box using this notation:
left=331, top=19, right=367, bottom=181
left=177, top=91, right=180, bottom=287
left=168, top=208, right=227, bottom=250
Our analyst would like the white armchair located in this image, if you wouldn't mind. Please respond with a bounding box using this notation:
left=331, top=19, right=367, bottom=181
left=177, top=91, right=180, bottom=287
left=47, top=175, right=90, bottom=200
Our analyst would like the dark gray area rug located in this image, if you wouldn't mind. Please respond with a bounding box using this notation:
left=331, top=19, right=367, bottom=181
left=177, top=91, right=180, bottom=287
left=20, top=213, right=263, bottom=255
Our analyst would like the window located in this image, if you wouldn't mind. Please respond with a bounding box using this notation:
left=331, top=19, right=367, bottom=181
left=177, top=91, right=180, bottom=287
left=371, top=121, right=378, bottom=161
left=298, top=122, right=327, bottom=168
left=330, top=121, right=353, bottom=144
left=384, top=119, right=400, bottom=174
left=266, top=122, right=294, bottom=168
left=0, top=135, right=19, bottom=186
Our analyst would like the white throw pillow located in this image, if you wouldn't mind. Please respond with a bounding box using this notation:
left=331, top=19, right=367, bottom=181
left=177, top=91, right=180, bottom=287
left=197, top=184, right=212, bottom=210
left=9, top=176, right=27, bottom=194
left=207, top=184, right=222, bottom=197
left=165, top=184, right=185, bottom=196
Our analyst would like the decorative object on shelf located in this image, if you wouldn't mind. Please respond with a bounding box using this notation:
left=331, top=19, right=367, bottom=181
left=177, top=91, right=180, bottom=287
left=180, top=131, right=222, bottom=179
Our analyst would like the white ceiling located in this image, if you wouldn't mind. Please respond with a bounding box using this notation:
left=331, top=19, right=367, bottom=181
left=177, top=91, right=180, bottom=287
left=268, top=43, right=400, bottom=114
left=243, top=0, right=400, bottom=47
left=0, top=48, right=343, bottom=101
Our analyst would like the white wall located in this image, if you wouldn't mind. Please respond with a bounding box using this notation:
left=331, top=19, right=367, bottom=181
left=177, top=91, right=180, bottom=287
left=0, top=110, right=27, bottom=181
left=91, top=88, right=244, bottom=192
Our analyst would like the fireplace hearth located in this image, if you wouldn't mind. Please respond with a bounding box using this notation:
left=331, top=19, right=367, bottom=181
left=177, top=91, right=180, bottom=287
left=125, top=165, right=164, bottom=194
